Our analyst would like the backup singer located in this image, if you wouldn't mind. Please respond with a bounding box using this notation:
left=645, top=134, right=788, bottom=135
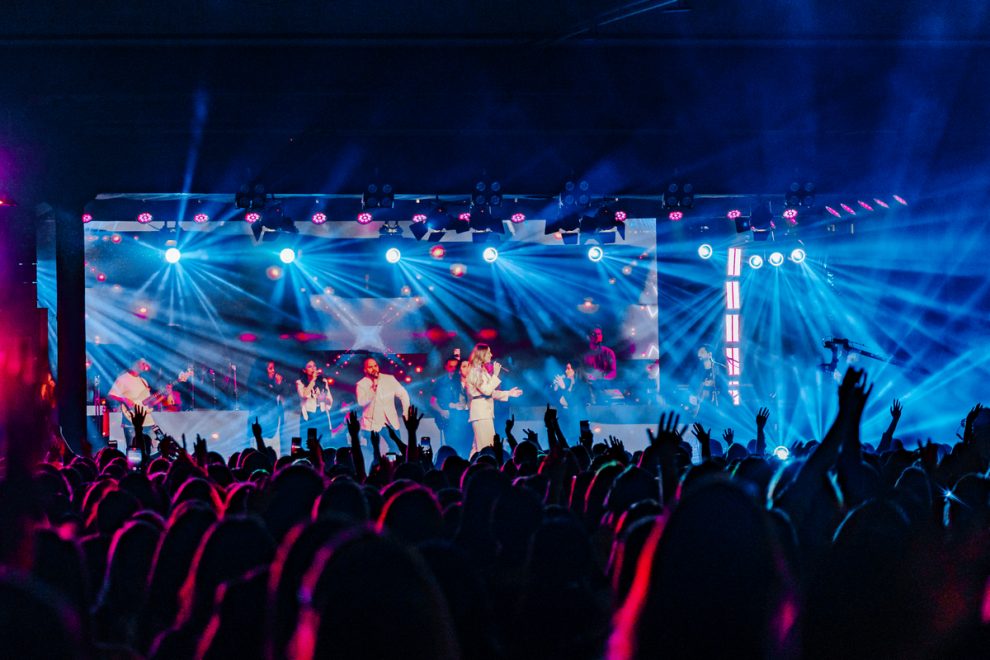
left=430, top=354, right=469, bottom=453
left=356, top=358, right=410, bottom=456
left=250, top=360, right=288, bottom=449
left=582, top=327, right=617, bottom=404
left=296, top=360, right=333, bottom=439
left=463, top=343, right=522, bottom=457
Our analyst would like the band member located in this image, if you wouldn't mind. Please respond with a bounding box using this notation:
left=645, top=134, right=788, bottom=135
left=430, top=354, right=469, bottom=453
left=108, top=358, right=163, bottom=446
left=582, top=327, right=617, bottom=404
left=356, top=357, right=410, bottom=456
left=463, top=343, right=523, bottom=457
left=251, top=360, right=288, bottom=449
left=692, top=344, right=719, bottom=415
left=159, top=383, right=182, bottom=412
left=551, top=361, right=587, bottom=432
left=296, top=360, right=333, bottom=440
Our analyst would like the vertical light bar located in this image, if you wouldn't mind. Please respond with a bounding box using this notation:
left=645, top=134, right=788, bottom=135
left=724, top=313, right=740, bottom=343
left=726, top=347, right=741, bottom=376
left=727, top=247, right=742, bottom=277
left=724, top=281, right=740, bottom=310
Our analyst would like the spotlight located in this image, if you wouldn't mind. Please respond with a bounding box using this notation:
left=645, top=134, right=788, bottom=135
left=825, top=206, right=841, bottom=218
left=235, top=183, right=268, bottom=210
left=790, top=248, right=806, bottom=263
left=668, top=210, right=684, bottom=221
left=363, top=183, right=394, bottom=210
left=782, top=208, right=798, bottom=220
left=385, top=248, right=402, bottom=264
left=458, top=212, right=471, bottom=222
left=873, top=198, right=890, bottom=209
left=193, top=213, right=210, bottom=223
left=430, top=245, right=446, bottom=259
left=164, top=248, right=181, bottom=264
left=614, top=210, right=627, bottom=222
left=412, top=213, right=428, bottom=223
left=587, top=246, right=604, bottom=262
left=727, top=209, right=741, bottom=220
left=137, top=212, right=153, bottom=223
left=559, top=180, right=592, bottom=208
left=473, top=180, right=502, bottom=207
left=858, top=200, right=873, bottom=212
left=748, top=255, right=764, bottom=269
left=482, top=247, right=499, bottom=263
left=893, top=195, right=908, bottom=206
left=663, top=182, right=693, bottom=209
left=773, top=446, right=790, bottom=460
left=511, top=212, right=526, bottom=223
left=357, top=212, right=374, bottom=224
left=697, top=244, right=713, bottom=259
left=768, top=252, right=784, bottom=267
left=279, top=248, right=296, bottom=264
left=82, top=213, right=93, bottom=223
left=245, top=212, right=261, bottom=223
left=378, top=220, right=402, bottom=237
left=840, top=203, right=856, bottom=215
left=311, top=212, right=327, bottom=225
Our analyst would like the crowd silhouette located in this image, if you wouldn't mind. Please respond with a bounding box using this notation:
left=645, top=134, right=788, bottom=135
left=2, top=356, right=989, bottom=659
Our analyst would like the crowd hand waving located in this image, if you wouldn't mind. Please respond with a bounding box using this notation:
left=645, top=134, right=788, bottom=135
left=692, top=422, right=713, bottom=460
left=580, top=423, right=594, bottom=451
left=194, top=434, right=208, bottom=467
left=504, top=415, right=518, bottom=448
left=491, top=434, right=504, bottom=464
left=963, top=403, right=983, bottom=443
left=891, top=399, right=903, bottom=421
left=306, top=434, right=324, bottom=469
left=404, top=404, right=425, bottom=437
left=130, top=404, right=148, bottom=435
left=647, top=412, right=687, bottom=453
left=522, top=428, right=540, bottom=448
left=722, top=428, right=734, bottom=447
left=605, top=435, right=626, bottom=462
left=385, top=424, right=407, bottom=455
left=346, top=411, right=361, bottom=440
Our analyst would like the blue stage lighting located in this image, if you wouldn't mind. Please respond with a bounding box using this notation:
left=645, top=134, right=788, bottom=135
left=773, top=445, right=790, bottom=460
left=768, top=252, right=784, bottom=267
left=482, top=247, right=499, bottom=263
left=279, top=248, right=296, bottom=264
left=385, top=247, right=402, bottom=264
left=697, top=244, right=713, bottom=260
left=790, top=248, right=806, bottom=264
left=748, top=255, right=764, bottom=269
left=587, top=246, right=604, bottom=262
left=164, top=247, right=181, bottom=264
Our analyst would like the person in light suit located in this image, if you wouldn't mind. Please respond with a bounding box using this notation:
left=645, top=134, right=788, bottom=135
left=355, top=357, right=410, bottom=457
left=462, top=343, right=523, bottom=457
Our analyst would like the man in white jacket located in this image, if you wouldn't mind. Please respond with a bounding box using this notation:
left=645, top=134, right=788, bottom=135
left=355, top=357, right=410, bottom=456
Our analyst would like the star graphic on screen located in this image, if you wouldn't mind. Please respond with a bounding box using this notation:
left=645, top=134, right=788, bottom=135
left=351, top=325, right=386, bottom=352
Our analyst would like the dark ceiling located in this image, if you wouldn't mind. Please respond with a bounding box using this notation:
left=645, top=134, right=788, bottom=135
left=2, top=1, right=989, bottom=205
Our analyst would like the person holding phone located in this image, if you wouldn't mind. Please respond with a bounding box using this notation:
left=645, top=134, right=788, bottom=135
left=296, top=360, right=333, bottom=441
left=463, top=343, right=523, bottom=457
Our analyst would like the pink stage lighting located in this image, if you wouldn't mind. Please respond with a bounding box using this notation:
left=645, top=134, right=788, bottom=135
left=430, top=245, right=446, bottom=259
left=82, top=213, right=93, bottom=223
left=825, top=206, right=841, bottom=218
left=245, top=212, right=261, bottom=223
left=311, top=212, right=327, bottom=224
left=893, top=195, right=908, bottom=205
left=137, top=212, right=153, bottom=223
left=873, top=198, right=890, bottom=209
left=840, top=203, right=856, bottom=215
left=412, top=213, right=428, bottom=223
left=727, top=209, right=741, bottom=220
left=357, top=212, right=374, bottom=224
left=782, top=208, right=798, bottom=220
left=668, top=210, right=684, bottom=221
left=858, top=200, right=874, bottom=211
left=458, top=212, right=471, bottom=222
left=193, top=213, right=210, bottom=223
left=614, top=210, right=627, bottom=222
left=511, top=212, right=526, bottom=223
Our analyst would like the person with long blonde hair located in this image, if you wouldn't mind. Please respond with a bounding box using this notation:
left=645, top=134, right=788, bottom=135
left=462, top=343, right=522, bottom=457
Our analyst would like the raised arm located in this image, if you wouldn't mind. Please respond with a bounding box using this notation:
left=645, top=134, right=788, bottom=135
left=878, top=399, right=902, bottom=452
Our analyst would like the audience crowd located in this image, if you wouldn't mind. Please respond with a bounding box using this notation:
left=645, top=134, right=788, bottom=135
left=2, top=364, right=990, bottom=659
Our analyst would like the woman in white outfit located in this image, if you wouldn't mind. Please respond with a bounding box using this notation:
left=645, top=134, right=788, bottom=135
left=462, top=343, right=523, bottom=457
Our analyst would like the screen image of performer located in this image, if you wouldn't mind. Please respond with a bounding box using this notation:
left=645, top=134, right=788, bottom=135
left=296, top=360, right=333, bottom=440
left=159, top=383, right=182, bottom=412
left=108, top=358, right=163, bottom=447
left=463, top=343, right=523, bottom=457
left=356, top=357, right=410, bottom=457
left=430, top=354, right=469, bottom=454
left=251, top=360, right=288, bottom=450
left=582, top=327, right=617, bottom=404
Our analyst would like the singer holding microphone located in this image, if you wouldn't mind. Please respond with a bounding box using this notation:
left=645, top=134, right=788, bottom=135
left=296, top=359, right=333, bottom=440
left=356, top=357, right=410, bottom=459
left=463, top=343, right=523, bottom=457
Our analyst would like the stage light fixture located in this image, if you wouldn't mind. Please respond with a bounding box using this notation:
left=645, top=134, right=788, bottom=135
left=825, top=206, right=841, bottom=218
left=474, top=180, right=502, bottom=207
left=385, top=248, right=402, bottom=264
left=251, top=207, right=298, bottom=242
left=668, top=210, right=683, bottom=221
left=559, top=179, right=592, bottom=209
left=663, top=182, right=694, bottom=209
left=164, top=248, right=181, bottom=264
left=311, top=212, right=327, bottom=224
left=412, top=213, right=427, bottom=223
left=790, top=248, right=806, bottom=263
left=857, top=200, right=873, bottom=212
left=698, top=244, right=713, bottom=259
left=893, top=195, right=908, bottom=205
left=82, top=213, right=93, bottom=223
left=468, top=205, right=506, bottom=236
left=511, top=212, right=526, bottom=223
left=748, top=255, right=764, bottom=269
left=137, top=212, right=153, bottom=223
left=782, top=208, right=798, bottom=220
left=194, top=213, right=210, bottom=223
left=363, top=183, right=394, bottom=210
left=587, top=246, right=604, bottom=262
left=357, top=212, right=374, bottom=224
left=840, top=203, right=856, bottom=215
left=235, top=183, right=268, bottom=210
left=430, top=245, right=446, bottom=259
left=751, top=203, right=773, bottom=241
left=482, top=247, right=499, bottom=263
left=768, top=252, right=784, bottom=267
left=245, top=212, right=261, bottom=223
left=727, top=209, right=741, bottom=219
left=379, top=221, right=402, bottom=237
left=773, top=445, right=790, bottom=460
left=279, top=248, right=296, bottom=264
left=873, top=198, right=890, bottom=209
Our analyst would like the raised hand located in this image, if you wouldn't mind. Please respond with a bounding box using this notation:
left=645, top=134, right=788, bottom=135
left=194, top=434, right=208, bottom=466
left=722, top=428, right=734, bottom=446
left=838, top=367, right=873, bottom=417
left=505, top=414, right=515, bottom=437
left=252, top=417, right=264, bottom=449
left=647, top=412, right=687, bottom=451
left=692, top=422, right=712, bottom=444
left=756, top=407, right=770, bottom=430
left=523, top=428, right=539, bottom=445
left=890, top=399, right=903, bottom=421
left=131, top=404, right=147, bottom=433
left=606, top=435, right=626, bottom=461
left=964, top=403, right=984, bottom=442
left=404, top=404, right=425, bottom=436
left=580, top=422, right=594, bottom=451
left=543, top=404, right=558, bottom=428
left=346, top=410, right=361, bottom=439
left=492, top=361, right=502, bottom=377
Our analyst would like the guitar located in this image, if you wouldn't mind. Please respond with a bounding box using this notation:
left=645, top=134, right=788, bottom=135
left=121, top=369, right=194, bottom=421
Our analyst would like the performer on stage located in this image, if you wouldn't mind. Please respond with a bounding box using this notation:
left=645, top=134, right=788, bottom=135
left=296, top=360, right=333, bottom=440
left=108, top=358, right=164, bottom=446
left=159, top=383, right=182, bottom=412
left=429, top=354, right=469, bottom=453
left=582, top=327, right=617, bottom=404
left=551, top=361, right=586, bottom=433
left=251, top=360, right=288, bottom=449
left=463, top=343, right=523, bottom=457
left=356, top=357, right=410, bottom=457
left=692, top=344, right=720, bottom=415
